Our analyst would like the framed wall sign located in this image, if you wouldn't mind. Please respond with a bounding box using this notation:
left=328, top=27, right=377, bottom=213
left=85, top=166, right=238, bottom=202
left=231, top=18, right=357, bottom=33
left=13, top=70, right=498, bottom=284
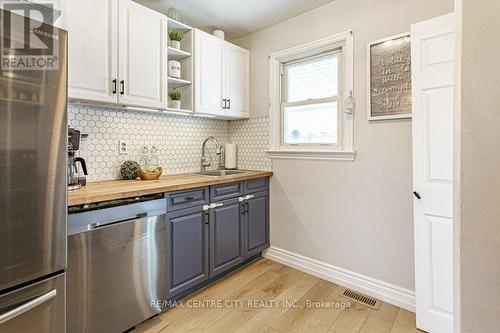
left=367, top=33, right=412, bottom=120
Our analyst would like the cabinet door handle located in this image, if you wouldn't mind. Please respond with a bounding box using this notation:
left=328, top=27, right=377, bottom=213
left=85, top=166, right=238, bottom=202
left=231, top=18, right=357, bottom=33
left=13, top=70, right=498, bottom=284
left=239, top=194, right=254, bottom=202
left=204, top=211, right=209, bottom=225
left=245, top=202, right=249, bottom=214
left=120, top=80, right=125, bottom=95
left=413, top=191, right=421, bottom=200
left=222, top=98, right=227, bottom=109
left=227, top=99, right=231, bottom=109
left=112, top=79, right=117, bottom=94
left=203, top=203, right=224, bottom=211
left=240, top=203, right=246, bottom=215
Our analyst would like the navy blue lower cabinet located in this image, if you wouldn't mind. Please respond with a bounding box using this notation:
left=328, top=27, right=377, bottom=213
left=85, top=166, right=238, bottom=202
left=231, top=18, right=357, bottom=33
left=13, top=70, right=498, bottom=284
left=244, top=191, right=270, bottom=258
left=166, top=206, right=209, bottom=299
left=209, top=197, right=245, bottom=277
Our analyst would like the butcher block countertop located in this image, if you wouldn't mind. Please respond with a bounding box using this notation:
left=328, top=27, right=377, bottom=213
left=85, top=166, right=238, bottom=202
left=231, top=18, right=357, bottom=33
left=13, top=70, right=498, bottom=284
left=67, top=170, right=273, bottom=206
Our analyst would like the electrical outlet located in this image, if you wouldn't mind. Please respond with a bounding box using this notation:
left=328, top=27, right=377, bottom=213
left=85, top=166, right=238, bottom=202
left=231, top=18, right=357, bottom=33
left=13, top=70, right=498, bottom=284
left=119, top=140, right=129, bottom=155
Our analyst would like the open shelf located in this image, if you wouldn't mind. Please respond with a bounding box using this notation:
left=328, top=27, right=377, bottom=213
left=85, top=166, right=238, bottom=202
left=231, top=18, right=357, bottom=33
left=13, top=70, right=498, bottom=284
left=167, top=17, right=192, bottom=31
left=167, top=19, right=193, bottom=114
left=168, top=46, right=191, bottom=61
left=168, top=77, right=191, bottom=88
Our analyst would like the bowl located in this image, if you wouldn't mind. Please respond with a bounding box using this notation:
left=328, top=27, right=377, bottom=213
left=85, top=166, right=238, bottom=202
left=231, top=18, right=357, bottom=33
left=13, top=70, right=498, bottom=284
left=138, top=167, right=163, bottom=180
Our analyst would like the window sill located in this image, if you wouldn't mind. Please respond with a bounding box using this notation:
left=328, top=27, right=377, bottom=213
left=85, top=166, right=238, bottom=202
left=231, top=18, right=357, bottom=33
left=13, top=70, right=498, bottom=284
left=266, top=150, right=356, bottom=161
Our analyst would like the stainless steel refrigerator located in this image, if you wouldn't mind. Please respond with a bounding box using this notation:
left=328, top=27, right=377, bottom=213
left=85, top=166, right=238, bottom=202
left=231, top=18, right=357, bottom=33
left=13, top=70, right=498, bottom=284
left=0, top=9, right=67, bottom=333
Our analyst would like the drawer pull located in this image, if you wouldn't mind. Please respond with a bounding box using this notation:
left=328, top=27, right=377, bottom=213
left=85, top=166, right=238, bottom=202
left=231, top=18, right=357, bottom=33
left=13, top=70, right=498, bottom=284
left=185, top=196, right=194, bottom=201
left=203, top=202, right=224, bottom=211
left=0, top=289, right=57, bottom=325
left=238, top=194, right=255, bottom=202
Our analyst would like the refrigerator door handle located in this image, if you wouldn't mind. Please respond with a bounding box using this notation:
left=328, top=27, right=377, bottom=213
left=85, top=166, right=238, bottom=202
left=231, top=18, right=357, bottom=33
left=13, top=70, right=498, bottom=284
left=0, top=289, right=57, bottom=325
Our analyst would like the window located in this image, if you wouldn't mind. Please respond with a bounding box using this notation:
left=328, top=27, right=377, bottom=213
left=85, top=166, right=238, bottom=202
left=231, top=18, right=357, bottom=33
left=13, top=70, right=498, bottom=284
left=282, top=52, right=341, bottom=146
left=268, top=31, right=355, bottom=161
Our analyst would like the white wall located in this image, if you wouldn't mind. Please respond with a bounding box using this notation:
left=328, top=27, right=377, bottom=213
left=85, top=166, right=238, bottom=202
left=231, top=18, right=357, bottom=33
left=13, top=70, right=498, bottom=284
left=456, top=0, right=500, bottom=331
left=235, top=0, right=454, bottom=292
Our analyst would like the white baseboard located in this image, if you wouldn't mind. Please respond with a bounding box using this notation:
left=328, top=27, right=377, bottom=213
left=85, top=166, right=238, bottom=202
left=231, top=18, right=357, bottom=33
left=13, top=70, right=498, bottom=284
left=263, top=246, right=416, bottom=312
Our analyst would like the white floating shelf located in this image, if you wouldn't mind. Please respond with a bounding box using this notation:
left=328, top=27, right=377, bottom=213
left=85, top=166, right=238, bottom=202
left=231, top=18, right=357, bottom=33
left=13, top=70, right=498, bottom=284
left=168, top=77, right=191, bottom=87
left=167, top=17, right=192, bottom=31
left=167, top=47, right=191, bottom=60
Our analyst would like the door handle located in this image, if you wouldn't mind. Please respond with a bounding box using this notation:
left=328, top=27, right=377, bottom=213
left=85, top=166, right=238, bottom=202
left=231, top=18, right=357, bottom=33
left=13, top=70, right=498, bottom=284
left=239, top=194, right=255, bottom=202
left=245, top=202, right=249, bottom=214
left=0, top=289, right=57, bottom=325
left=222, top=98, right=227, bottom=109
left=227, top=99, right=231, bottom=109
left=203, top=202, right=224, bottom=211
left=413, top=191, right=421, bottom=199
left=90, top=212, right=148, bottom=229
left=112, top=79, right=117, bottom=94
left=120, top=80, right=125, bottom=95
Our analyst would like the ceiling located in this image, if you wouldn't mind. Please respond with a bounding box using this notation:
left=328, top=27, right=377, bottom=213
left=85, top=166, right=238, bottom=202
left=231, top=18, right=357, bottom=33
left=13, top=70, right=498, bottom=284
left=135, top=0, right=335, bottom=40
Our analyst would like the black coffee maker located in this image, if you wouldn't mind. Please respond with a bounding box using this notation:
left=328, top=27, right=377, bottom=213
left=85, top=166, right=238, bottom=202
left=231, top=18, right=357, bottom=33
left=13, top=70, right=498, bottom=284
left=68, top=128, right=88, bottom=191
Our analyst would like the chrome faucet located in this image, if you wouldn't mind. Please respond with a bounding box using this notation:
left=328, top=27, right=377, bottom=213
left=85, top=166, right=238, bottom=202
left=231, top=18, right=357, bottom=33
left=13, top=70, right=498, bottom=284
left=200, top=136, right=222, bottom=172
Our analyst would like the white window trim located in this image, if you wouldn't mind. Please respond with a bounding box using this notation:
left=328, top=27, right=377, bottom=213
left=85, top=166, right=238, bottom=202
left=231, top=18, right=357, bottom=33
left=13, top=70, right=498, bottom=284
left=267, top=31, right=356, bottom=161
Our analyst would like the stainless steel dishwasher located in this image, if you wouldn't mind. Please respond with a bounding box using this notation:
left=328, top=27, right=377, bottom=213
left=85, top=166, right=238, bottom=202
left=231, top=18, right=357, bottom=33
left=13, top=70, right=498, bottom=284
left=67, top=194, right=167, bottom=333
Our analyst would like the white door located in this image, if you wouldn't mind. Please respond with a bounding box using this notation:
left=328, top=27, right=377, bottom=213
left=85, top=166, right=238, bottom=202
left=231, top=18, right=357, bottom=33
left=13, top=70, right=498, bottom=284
left=411, top=13, right=455, bottom=333
left=225, top=43, right=250, bottom=118
left=194, top=29, right=225, bottom=116
left=118, top=0, right=166, bottom=109
left=66, top=0, right=118, bottom=103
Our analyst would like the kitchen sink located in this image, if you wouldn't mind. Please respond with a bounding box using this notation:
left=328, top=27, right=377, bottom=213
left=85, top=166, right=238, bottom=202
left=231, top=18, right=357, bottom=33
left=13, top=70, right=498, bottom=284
left=192, top=170, right=248, bottom=177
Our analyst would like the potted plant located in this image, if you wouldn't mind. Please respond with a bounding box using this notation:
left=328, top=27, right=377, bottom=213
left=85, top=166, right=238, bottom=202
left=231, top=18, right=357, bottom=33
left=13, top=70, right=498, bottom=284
left=168, top=89, right=181, bottom=109
left=168, top=29, right=184, bottom=49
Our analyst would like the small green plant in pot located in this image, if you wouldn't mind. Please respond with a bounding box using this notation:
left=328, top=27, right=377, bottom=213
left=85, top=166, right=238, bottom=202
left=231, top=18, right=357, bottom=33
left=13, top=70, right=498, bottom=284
left=168, top=29, right=184, bottom=49
left=119, top=160, right=140, bottom=180
left=168, top=89, right=181, bottom=109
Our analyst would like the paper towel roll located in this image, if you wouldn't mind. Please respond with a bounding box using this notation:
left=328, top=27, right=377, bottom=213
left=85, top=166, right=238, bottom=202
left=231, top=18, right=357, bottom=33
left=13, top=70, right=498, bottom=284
left=225, top=143, right=237, bottom=169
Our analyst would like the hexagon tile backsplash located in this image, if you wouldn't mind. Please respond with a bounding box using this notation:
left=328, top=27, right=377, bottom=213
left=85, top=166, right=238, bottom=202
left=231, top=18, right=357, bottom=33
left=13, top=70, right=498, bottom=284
left=68, top=104, right=272, bottom=181
left=68, top=104, right=229, bottom=181
left=228, top=117, right=272, bottom=171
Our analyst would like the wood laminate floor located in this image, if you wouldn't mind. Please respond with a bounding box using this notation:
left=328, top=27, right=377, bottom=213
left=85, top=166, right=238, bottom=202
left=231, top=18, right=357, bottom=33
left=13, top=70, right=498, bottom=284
left=133, top=258, right=421, bottom=333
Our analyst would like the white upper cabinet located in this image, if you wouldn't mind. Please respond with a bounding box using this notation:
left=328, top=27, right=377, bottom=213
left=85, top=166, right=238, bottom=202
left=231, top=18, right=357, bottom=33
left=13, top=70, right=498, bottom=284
left=194, top=29, right=250, bottom=119
left=225, top=43, right=250, bottom=118
left=63, top=1, right=248, bottom=118
left=118, top=0, right=166, bottom=109
left=64, top=0, right=166, bottom=108
left=194, top=30, right=225, bottom=116
left=65, top=0, right=118, bottom=104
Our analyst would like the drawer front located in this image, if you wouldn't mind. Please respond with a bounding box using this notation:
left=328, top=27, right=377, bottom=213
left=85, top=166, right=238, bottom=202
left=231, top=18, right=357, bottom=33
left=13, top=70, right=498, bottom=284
left=0, top=273, right=65, bottom=333
left=244, top=177, right=269, bottom=194
left=166, top=187, right=209, bottom=212
left=210, top=182, right=244, bottom=202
